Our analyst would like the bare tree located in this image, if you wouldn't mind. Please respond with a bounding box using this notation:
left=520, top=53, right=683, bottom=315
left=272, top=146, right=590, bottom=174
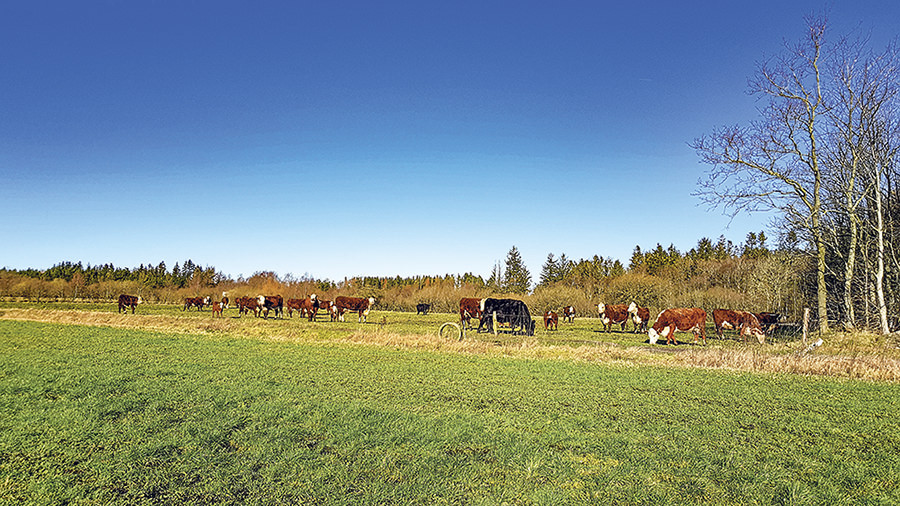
left=692, top=16, right=831, bottom=331
left=826, top=35, right=900, bottom=334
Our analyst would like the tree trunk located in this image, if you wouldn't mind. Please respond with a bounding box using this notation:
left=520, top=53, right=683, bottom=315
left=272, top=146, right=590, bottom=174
left=874, top=167, right=890, bottom=334
left=843, top=215, right=857, bottom=330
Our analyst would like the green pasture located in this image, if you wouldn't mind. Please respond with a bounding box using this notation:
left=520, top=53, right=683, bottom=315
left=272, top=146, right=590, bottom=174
left=1, top=313, right=898, bottom=504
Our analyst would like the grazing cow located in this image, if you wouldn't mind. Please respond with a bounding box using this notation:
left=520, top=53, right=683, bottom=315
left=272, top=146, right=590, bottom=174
left=286, top=298, right=302, bottom=317
left=478, top=298, right=535, bottom=336
left=648, top=308, right=708, bottom=345
left=183, top=296, right=211, bottom=311
left=258, top=295, right=284, bottom=319
left=627, top=303, right=651, bottom=333
left=221, top=292, right=229, bottom=309
left=598, top=303, right=630, bottom=332
left=754, top=312, right=781, bottom=336
left=117, top=294, right=141, bottom=314
left=543, top=310, right=558, bottom=331
left=459, top=298, right=483, bottom=329
left=235, top=296, right=260, bottom=317
left=713, top=309, right=766, bottom=343
left=562, top=306, right=576, bottom=323
left=212, top=302, right=224, bottom=317
left=335, top=296, right=375, bottom=323
left=416, top=303, right=431, bottom=315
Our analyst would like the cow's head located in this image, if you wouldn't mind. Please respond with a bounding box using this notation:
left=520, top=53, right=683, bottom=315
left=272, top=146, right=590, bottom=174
left=648, top=325, right=670, bottom=345
left=137, top=296, right=143, bottom=305
left=364, top=297, right=375, bottom=314
left=311, top=294, right=317, bottom=301
left=257, top=295, right=265, bottom=306
left=204, top=296, right=211, bottom=305
left=597, top=303, right=605, bottom=316
left=480, top=299, right=487, bottom=312
left=627, top=302, right=637, bottom=314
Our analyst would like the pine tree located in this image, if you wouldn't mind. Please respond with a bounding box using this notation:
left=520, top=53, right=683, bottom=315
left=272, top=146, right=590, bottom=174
left=539, top=253, right=558, bottom=285
left=502, top=246, right=531, bottom=294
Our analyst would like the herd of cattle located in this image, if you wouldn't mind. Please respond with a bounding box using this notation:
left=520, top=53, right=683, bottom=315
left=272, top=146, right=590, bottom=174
left=116, top=293, right=781, bottom=344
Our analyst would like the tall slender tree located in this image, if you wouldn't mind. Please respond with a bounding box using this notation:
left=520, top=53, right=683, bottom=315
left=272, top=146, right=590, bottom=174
left=693, top=16, right=831, bottom=331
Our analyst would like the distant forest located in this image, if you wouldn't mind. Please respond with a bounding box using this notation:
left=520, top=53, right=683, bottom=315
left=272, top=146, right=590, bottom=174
left=3, top=228, right=900, bottom=332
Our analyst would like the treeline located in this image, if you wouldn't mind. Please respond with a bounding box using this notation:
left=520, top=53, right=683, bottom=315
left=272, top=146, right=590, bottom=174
left=0, top=231, right=807, bottom=324
left=3, top=225, right=897, bottom=331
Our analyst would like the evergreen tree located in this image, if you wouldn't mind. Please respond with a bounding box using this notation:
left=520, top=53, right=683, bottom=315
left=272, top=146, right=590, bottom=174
left=539, top=253, right=558, bottom=285
left=502, top=246, right=531, bottom=294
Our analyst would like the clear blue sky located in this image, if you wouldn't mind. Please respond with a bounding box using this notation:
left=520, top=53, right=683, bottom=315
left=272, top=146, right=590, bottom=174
left=2, top=1, right=899, bottom=282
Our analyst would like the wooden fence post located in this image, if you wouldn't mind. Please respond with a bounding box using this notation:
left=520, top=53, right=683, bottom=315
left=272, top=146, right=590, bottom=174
left=492, top=311, right=498, bottom=336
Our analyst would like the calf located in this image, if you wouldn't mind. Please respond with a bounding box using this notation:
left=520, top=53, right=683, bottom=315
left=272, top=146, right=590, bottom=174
left=713, top=309, right=766, bottom=343
left=416, top=303, right=431, bottom=315
left=211, top=302, right=224, bottom=317
left=754, top=312, right=781, bottom=336
left=478, top=298, right=535, bottom=336
left=648, top=308, right=707, bottom=345
left=562, top=306, right=575, bottom=323
left=598, top=303, right=630, bottom=332
left=117, top=294, right=141, bottom=314
left=258, top=295, right=284, bottom=319
left=543, top=310, right=558, bottom=331
left=317, top=300, right=338, bottom=321
left=627, top=302, right=651, bottom=333
left=335, top=296, right=375, bottom=323
left=459, top=298, right=483, bottom=329
left=183, top=296, right=210, bottom=311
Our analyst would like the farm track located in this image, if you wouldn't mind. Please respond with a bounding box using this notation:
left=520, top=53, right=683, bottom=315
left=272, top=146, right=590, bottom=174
left=2, top=306, right=900, bottom=382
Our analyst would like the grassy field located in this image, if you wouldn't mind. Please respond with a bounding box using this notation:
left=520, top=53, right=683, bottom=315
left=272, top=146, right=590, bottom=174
left=1, top=303, right=899, bottom=504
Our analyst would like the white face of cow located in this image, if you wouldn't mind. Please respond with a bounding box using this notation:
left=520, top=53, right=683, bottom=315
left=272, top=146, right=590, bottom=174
left=257, top=295, right=265, bottom=306
left=364, top=297, right=375, bottom=315
left=479, top=299, right=486, bottom=312
left=137, top=296, right=143, bottom=305
left=627, top=302, right=637, bottom=314
left=311, top=294, right=317, bottom=301
left=648, top=328, right=659, bottom=344
left=204, top=296, right=211, bottom=305
left=597, top=303, right=605, bottom=316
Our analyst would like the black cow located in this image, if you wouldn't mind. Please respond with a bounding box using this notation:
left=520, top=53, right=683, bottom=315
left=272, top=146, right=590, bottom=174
left=477, top=298, right=536, bottom=336
left=416, top=303, right=430, bottom=315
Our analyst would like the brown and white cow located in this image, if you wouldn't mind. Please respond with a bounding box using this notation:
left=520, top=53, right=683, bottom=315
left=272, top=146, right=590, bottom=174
left=543, top=310, right=559, bottom=331
left=598, top=303, right=630, bottom=332
left=627, top=302, right=651, bottom=333
left=459, top=297, right=483, bottom=329
left=648, top=308, right=707, bottom=345
left=221, top=292, right=229, bottom=309
left=212, top=302, right=224, bottom=317
left=562, top=305, right=575, bottom=323
left=713, top=309, right=766, bottom=343
left=335, top=296, right=375, bottom=323
left=258, top=295, right=284, bottom=319
left=117, top=294, right=142, bottom=314
left=184, top=296, right=211, bottom=311
left=291, top=295, right=319, bottom=321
